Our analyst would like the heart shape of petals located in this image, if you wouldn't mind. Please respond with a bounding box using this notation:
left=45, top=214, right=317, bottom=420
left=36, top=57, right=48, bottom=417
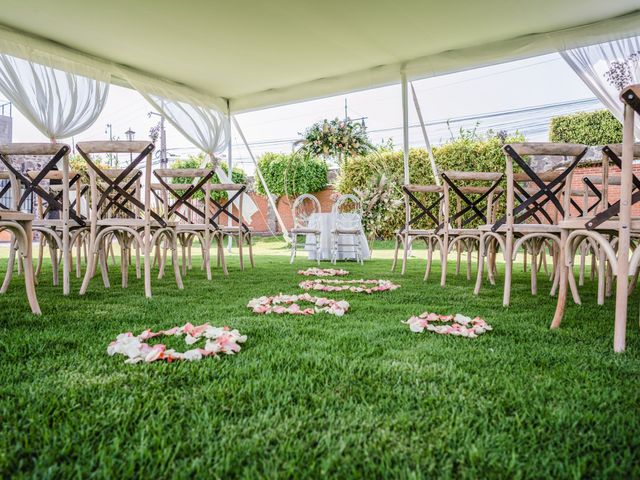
left=107, top=323, right=247, bottom=364
left=297, top=267, right=349, bottom=277
left=247, top=293, right=349, bottom=316
left=299, top=278, right=400, bottom=294
left=403, top=312, right=492, bottom=338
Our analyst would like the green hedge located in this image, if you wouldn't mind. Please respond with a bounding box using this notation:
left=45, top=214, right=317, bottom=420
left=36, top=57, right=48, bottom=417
left=170, top=155, right=246, bottom=202
left=549, top=109, right=622, bottom=145
left=255, top=152, right=328, bottom=196
left=337, top=134, right=523, bottom=239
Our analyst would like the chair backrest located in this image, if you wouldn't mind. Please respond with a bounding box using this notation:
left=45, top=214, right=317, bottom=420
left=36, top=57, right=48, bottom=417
left=440, top=171, right=503, bottom=232
left=332, top=194, right=362, bottom=230
left=292, top=194, right=321, bottom=229
left=402, top=184, right=444, bottom=232
left=494, top=142, right=588, bottom=232
left=0, top=143, right=82, bottom=224
left=153, top=168, right=218, bottom=226
left=76, top=141, right=162, bottom=226
left=582, top=143, right=640, bottom=230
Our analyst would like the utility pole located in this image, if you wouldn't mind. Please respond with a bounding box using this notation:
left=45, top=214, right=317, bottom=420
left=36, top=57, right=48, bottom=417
left=149, top=112, right=167, bottom=168
left=105, top=123, right=115, bottom=166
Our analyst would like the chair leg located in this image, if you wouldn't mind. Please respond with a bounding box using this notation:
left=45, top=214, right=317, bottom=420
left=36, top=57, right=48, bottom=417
left=218, top=235, right=228, bottom=276
left=401, top=235, right=409, bottom=275
left=502, top=234, right=513, bottom=307
left=1, top=236, right=16, bottom=294
left=424, top=238, right=433, bottom=281
left=35, top=236, right=45, bottom=278
left=474, top=235, right=486, bottom=296
left=49, top=240, right=59, bottom=287
left=551, top=231, right=569, bottom=329
left=21, top=223, right=40, bottom=315
left=248, top=235, right=255, bottom=268
left=290, top=233, right=297, bottom=264
left=238, top=234, right=244, bottom=270
left=391, top=234, right=400, bottom=272
left=171, top=232, right=184, bottom=290
left=440, top=236, right=448, bottom=288
left=530, top=241, right=538, bottom=296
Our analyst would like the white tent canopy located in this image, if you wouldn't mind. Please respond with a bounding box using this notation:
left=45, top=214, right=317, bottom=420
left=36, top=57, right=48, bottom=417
left=0, top=1, right=638, bottom=113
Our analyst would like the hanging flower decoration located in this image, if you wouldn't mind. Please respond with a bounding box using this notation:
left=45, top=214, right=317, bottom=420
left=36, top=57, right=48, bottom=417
left=297, top=267, right=349, bottom=277
left=301, top=118, right=373, bottom=161
left=403, top=313, right=492, bottom=338
left=247, top=293, right=349, bottom=316
left=107, top=323, right=247, bottom=364
left=299, top=278, right=400, bottom=293
left=604, top=52, right=640, bottom=91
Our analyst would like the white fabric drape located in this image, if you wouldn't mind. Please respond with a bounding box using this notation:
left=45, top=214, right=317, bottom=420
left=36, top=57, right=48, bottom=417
left=560, top=36, right=640, bottom=139
left=0, top=44, right=109, bottom=141
left=123, top=72, right=257, bottom=222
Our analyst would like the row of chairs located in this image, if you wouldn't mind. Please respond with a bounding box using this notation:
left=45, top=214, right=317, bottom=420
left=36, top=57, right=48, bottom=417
left=0, top=141, right=253, bottom=314
left=289, top=193, right=366, bottom=264
left=392, top=137, right=640, bottom=348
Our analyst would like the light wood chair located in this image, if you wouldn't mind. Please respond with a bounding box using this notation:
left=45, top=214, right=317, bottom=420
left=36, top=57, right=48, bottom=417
left=331, top=193, right=365, bottom=264
left=439, top=171, right=503, bottom=287
left=290, top=193, right=321, bottom=264
left=0, top=143, right=86, bottom=296
left=474, top=142, right=588, bottom=306
left=77, top=141, right=183, bottom=298
left=0, top=210, right=40, bottom=314
left=392, top=184, right=444, bottom=276
left=152, top=168, right=227, bottom=279
left=211, top=183, right=254, bottom=270
left=551, top=91, right=640, bottom=353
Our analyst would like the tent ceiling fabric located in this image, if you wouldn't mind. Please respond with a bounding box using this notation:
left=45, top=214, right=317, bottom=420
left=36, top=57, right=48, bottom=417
left=0, top=1, right=639, bottom=112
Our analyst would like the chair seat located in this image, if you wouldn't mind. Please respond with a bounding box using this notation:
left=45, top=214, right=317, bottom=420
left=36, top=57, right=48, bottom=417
left=292, top=227, right=320, bottom=234
left=558, top=217, right=640, bottom=232
left=33, top=219, right=86, bottom=228
left=0, top=211, right=34, bottom=222
left=478, top=223, right=561, bottom=234
left=445, top=228, right=482, bottom=236
left=97, top=218, right=178, bottom=228
left=398, top=228, right=437, bottom=236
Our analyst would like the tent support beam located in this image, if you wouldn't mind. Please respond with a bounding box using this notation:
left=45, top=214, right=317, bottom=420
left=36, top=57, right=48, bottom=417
left=232, top=116, right=290, bottom=242
left=401, top=71, right=409, bottom=185
left=410, top=82, right=440, bottom=186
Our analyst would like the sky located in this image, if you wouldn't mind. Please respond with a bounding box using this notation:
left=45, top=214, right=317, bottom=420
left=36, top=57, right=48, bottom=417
left=5, top=52, right=598, bottom=174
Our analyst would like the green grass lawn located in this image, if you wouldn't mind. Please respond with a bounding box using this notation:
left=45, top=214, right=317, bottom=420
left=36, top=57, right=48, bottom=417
left=1, top=239, right=639, bottom=478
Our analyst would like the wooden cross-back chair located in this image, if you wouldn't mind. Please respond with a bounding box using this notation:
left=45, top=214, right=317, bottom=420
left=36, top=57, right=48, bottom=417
left=209, top=183, right=254, bottom=270
left=77, top=141, right=183, bottom=298
left=0, top=165, right=40, bottom=314
left=551, top=117, right=640, bottom=353
left=392, top=184, right=444, bottom=275
left=474, top=142, right=588, bottom=307
left=437, top=171, right=504, bottom=287
left=153, top=168, right=227, bottom=279
left=290, top=193, right=321, bottom=264
left=0, top=143, right=85, bottom=296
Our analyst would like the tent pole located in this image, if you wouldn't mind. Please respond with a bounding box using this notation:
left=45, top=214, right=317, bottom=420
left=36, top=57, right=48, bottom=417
left=410, top=82, right=440, bottom=186
left=232, top=116, right=290, bottom=242
left=401, top=71, right=410, bottom=185
left=227, top=108, right=233, bottom=251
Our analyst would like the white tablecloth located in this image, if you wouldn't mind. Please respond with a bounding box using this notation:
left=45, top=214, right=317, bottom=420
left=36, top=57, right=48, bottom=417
left=304, top=212, right=370, bottom=261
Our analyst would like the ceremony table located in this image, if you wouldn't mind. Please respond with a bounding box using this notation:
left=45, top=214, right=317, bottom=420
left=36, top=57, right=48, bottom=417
left=304, top=212, right=370, bottom=261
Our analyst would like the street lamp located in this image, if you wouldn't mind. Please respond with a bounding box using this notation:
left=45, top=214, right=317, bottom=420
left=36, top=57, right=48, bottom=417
left=125, top=128, right=135, bottom=162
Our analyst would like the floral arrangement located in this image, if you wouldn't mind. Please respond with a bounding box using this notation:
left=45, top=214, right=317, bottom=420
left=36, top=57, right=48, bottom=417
left=297, top=267, right=349, bottom=277
left=301, top=118, right=372, bottom=161
left=404, top=312, right=492, bottom=338
left=107, top=323, right=247, bottom=364
left=299, top=278, right=400, bottom=294
left=247, top=293, right=349, bottom=316
left=604, top=52, right=640, bottom=91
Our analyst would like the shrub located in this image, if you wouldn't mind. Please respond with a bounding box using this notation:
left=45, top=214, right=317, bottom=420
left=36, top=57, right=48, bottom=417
left=337, top=132, right=524, bottom=239
left=255, top=152, right=328, bottom=196
left=549, top=110, right=622, bottom=145
left=170, top=154, right=246, bottom=201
